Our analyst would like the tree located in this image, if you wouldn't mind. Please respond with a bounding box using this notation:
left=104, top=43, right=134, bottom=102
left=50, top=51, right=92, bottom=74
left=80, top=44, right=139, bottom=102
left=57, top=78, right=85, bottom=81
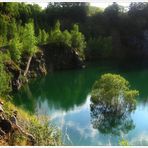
left=90, top=73, right=138, bottom=135
left=9, top=36, right=22, bottom=63
left=7, top=18, right=17, bottom=41
left=37, top=29, right=48, bottom=45
left=22, top=22, right=37, bottom=55
left=0, top=52, right=11, bottom=96
left=61, top=30, right=71, bottom=47
left=91, top=73, right=139, bottom=113
left=71, top=24, right=86, bottom=59
left=21, top=22, right=38, bottom=76
left=0, top=15, right=8, bottom=46
left=48, top=20, right=63, bottom=43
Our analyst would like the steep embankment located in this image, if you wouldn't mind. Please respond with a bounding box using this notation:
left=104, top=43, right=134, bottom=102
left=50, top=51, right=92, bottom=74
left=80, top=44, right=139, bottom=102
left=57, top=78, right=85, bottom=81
left=41, top=42, right=85, bottom=72
left=0, top=43, right=85, bottom=146
left=0, top=98, right=61, bottom=146
left=6, top=43, right=85, bottom=91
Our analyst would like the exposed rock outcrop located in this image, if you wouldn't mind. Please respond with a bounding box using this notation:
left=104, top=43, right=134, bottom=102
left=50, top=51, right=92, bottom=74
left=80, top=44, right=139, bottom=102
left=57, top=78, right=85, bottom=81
left=40, top=42, right=85, bottom=72
left=5, top=60, right=22, bottom=91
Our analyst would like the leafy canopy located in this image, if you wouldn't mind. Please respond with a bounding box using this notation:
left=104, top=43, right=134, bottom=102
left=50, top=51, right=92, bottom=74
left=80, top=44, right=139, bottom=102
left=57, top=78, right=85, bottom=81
left=21, top=22, right=38, bottom=56
left=0, top=52, right=11, bottom=96
left=48, top=20, right=86, bottom=59
left=91, top=73, right=139, bottom=113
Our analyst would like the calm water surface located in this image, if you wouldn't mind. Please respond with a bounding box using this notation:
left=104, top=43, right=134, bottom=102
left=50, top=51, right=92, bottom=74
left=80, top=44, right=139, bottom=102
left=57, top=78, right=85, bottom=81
left=13, top=63, right=148, bottom=145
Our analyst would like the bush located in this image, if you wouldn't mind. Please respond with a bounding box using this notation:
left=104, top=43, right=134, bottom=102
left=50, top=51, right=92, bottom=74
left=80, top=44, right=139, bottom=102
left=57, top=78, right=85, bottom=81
left=119, top=139, right=129, bottom=146
left=21, top=22, right=38, bottom=56
left=3, top=99, right=62, bottom=146
left=0, top=52, right=11, bottom=96
left=71, top=24, right=86, bottom=59
left=28, top=117, right=62, bottom=146
left=91, top=73, right=139, bottom=113
left=9, top=37, right=22, bottom=63
left=37, top=29, right=48, bottom=45
left=48, top=21, right=86, bottom=60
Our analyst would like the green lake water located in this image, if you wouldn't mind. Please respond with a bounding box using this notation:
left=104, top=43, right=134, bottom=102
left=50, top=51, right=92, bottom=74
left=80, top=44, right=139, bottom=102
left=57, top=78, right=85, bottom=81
left=13, top=62, right=148, bottom=145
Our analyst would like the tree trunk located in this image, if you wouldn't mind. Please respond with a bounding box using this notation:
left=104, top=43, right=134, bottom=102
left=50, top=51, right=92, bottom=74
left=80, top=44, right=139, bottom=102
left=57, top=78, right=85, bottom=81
left=23, top=56, right=32, bottom=77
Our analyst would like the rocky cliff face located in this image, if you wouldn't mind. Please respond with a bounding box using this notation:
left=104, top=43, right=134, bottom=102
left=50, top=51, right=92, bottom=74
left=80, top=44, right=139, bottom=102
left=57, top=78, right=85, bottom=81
left=5, top=43, right=85, bottom=91
left=20, top=42, right=85, bottom=78
left=5, top=60, right=21, bottom=91
left=40, top=42, right=85, bottom=72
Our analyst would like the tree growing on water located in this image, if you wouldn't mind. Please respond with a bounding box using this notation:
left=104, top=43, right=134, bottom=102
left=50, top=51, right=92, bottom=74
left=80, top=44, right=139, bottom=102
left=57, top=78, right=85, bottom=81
left=90, top=73, right=138, bottom=135
left=91, top=73, right=139, bottom=114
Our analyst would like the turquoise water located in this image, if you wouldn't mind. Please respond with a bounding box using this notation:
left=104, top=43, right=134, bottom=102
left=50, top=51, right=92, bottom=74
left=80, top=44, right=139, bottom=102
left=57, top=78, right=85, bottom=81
left=13, top=63, right=148, bottom=145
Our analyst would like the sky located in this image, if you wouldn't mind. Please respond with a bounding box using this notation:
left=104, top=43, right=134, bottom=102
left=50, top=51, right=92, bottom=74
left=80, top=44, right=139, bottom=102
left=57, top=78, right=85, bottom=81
left=29, top=1, right=148, bottom=10
left=35, top=2, right=130, bottom=9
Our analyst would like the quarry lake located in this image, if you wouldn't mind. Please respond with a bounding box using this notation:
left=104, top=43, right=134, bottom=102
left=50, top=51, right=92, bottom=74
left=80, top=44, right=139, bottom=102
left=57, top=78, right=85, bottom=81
left=13, top=62, right=148, bottom=145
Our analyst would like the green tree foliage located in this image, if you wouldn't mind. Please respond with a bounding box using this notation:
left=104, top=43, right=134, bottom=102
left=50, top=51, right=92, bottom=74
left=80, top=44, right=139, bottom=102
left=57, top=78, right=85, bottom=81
left=37, top=29, right=48, bottom=45
left=119, top=139, right=129, bottom=146
left=90, top=73, right=138, bottom=136
left=62, top=30, right=71, bottom=46
left=71, top=24, right=86, bottom=59
left=21, top=22, right=38, bottom=56
left=91, top=73, right=139, bottom=113
left=0, top=15, right=8, bottom=46
left=87, top=36, right=112, bottom=58
left=48, top=21, right=86, bottom=59
left=88, top=6, right=103, bottom=16
left=45, top=2, right=89, bottom=29
left=49, top=20, right=63, bottom=43
left=28, top=117, right=62, bottom=146
left=0, top=2, right=19, bottom=17
left=9, top=36, right=22, bottom=63
left=0, top=52, right=11, bottom=96
left=7, top=18, right=17, bottom=40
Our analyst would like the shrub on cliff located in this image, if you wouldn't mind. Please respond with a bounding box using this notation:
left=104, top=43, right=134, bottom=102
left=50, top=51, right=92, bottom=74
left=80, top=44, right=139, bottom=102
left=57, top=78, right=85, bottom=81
left=48, top=20, right=86, bottom=60
left=0, top=52, right=11, bottom=97
left=9, top=37, right=22, bottom=63
left=71, top=24, right=86, bottom=59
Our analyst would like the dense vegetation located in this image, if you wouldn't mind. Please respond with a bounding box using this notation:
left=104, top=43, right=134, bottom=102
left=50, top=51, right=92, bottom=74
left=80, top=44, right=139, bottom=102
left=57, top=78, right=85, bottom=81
left=0, top=2, right=147, bottom=145
left=1, top=99, right=61, bottom=146
left=1, top=2, right=148, bottom=63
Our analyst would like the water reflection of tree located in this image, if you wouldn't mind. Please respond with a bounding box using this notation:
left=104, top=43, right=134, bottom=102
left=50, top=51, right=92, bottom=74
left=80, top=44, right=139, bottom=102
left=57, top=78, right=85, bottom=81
left=13, top=67, right=100, bottom=113
left=90, top=104, right=135, bottom=136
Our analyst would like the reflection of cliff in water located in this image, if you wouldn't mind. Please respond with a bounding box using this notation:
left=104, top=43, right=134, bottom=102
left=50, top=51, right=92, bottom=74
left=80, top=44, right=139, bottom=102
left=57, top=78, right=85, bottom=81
left=13, top=63, right=148, bottom=113
left=13, top=67, right=101, bottom=113
left=90, top=104, right=135, bottom=136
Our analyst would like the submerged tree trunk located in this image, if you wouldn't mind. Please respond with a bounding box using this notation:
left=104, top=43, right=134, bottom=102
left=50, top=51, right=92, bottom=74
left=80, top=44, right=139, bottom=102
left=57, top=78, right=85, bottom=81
left=23, top=56, right=32, bottom=77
